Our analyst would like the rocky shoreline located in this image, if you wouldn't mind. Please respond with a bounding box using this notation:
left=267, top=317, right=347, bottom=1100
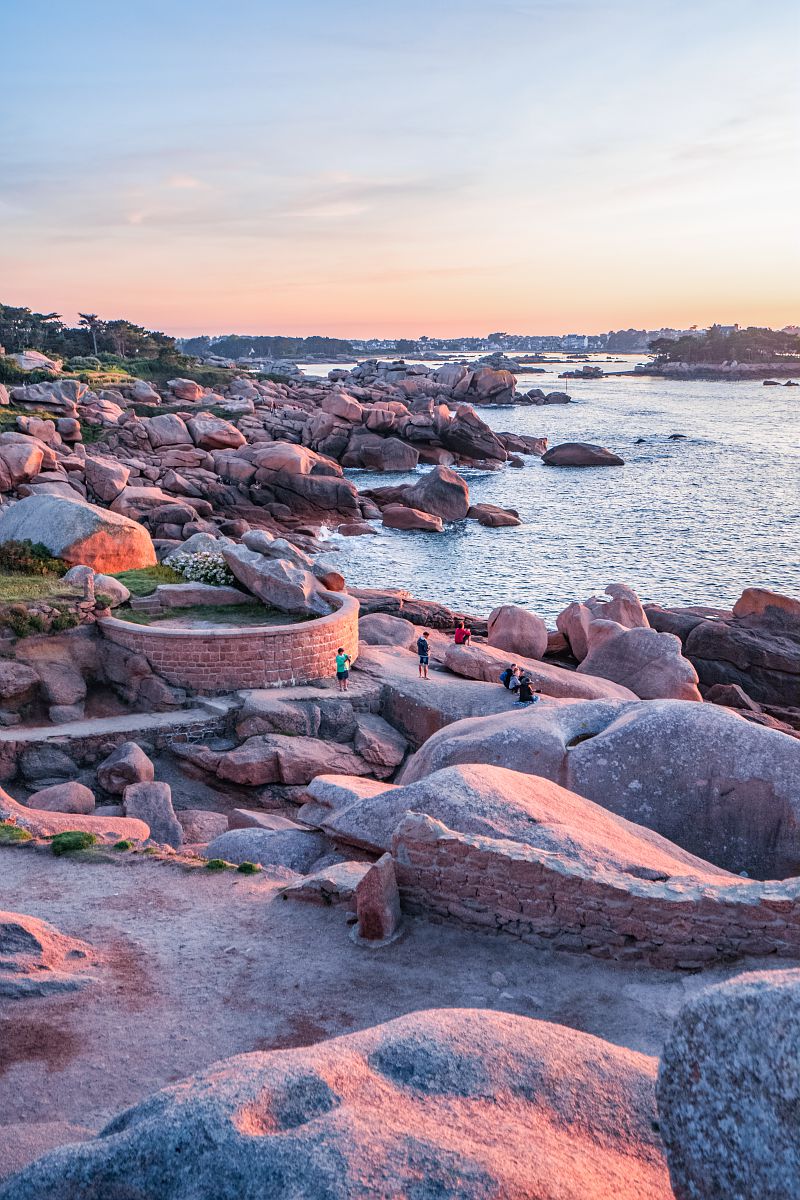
left=0, top=363, right=798, bottom=1198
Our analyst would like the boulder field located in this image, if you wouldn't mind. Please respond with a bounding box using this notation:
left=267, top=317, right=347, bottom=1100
left=0, top=1009, right=670, bottom=1200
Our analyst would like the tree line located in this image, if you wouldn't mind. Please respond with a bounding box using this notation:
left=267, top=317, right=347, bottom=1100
left=0, top=303, right=176, bottom=360
left=649, top=326, right=800, bottom=364
left=178, top=334, right=354, bottom=360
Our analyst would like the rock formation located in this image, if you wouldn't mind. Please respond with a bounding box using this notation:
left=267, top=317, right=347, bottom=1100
left=0, top=1009, right=670, bottom=1200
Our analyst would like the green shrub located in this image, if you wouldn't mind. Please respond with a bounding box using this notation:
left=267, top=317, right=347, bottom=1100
left=64, top=356, right=101, bottom=372
left=113, top=839, right=133, bottom=851
left=2, top=605, right=47, bottom=638
left=50, top=830, right=98, bottom=856
left=0, top=357, right=53, bottom=385
left=0, top=823, right=33, bottom=845
left=236, top=861, right=261, bottom=875
left=204, top=858, right=230, bottom=871
left=49, top=608, right=80, bottom=632
left=0, top=540, right=67, bottom=576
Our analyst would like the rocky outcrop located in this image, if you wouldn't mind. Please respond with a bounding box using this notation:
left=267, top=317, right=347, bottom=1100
left=577, top=624, right=702, bottom=701
left=441, top=641, right=637, bottom=701
left=0, top=910, right=98, bottom=998
left=222, top=544, right=332, bottom=616
left=0, top=494, right=156, bottom=572
left=206, top=827, right=326, bottom=871
left=398, top=699, right=800, bottom=877
left=123, top=781, right=183, bottom=849
left=542, top=442, right=625, bottom=467
left=648, top=586, right=800, bottom=709
left=96, top=742, right=155, bottom=794
left=487, top=604, right=548, bottom=659
left=0, top=1009, right=670, bottom=1200
left=657, top=970, right=800, bottom=1199
left=0, top=788, right=150, bottom=842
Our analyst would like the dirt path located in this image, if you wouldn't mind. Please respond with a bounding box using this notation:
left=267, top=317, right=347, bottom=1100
left=0, top=846, right=791, bottom=1181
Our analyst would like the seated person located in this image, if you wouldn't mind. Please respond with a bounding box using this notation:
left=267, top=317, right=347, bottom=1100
left=453, top=619, right=472, bottom=645
left=499, top=664, right=521, bottom=692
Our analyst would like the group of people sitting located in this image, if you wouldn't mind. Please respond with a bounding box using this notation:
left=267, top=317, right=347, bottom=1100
left=499, top=663, right=540, bottom=706
left=415, top=622, right=539, bottom=706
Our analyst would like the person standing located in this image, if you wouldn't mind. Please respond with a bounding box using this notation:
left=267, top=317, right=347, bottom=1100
left=417, top=630, right=430, bottom=679
left=335, top=647, right=351, bottom=692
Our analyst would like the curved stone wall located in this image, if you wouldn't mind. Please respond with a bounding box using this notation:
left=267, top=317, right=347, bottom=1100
left=99, top=593, right=359, bottom=694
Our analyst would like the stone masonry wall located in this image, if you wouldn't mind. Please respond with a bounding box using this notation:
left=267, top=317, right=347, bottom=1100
left=98, top=594, right=359, bottom=694
left=392, top=813, right=800, bottom=970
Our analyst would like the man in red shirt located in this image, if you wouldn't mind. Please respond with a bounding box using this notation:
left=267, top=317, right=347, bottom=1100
left=453, top=620, right=471, bottom=646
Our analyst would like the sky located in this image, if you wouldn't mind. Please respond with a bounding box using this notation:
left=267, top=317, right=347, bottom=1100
left=2, top=0, right=798, bottom=338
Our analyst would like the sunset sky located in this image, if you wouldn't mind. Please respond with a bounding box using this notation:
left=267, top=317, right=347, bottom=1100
left=3, top=0, right=798, bottom=337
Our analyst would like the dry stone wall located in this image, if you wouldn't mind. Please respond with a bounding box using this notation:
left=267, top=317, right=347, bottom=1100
left=392, top=813, right=800, bottom=969
left=98, top=594, right=359, bottom=693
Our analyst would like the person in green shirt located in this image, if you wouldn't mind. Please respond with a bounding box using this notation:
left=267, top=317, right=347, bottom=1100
left=335, top=647, right=351, bottom=692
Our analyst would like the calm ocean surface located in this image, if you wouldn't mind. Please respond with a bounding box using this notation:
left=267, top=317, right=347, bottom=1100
left=306, top=357, right=800, bottom=623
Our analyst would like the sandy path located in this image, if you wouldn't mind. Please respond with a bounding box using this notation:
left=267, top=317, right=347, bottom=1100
left=0, top=845, right=791, bottom=1179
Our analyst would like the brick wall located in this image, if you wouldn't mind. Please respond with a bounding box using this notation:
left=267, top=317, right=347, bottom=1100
left=392, top=813, right=800, bottom=970
left=98, top=594, right=359, bottom=694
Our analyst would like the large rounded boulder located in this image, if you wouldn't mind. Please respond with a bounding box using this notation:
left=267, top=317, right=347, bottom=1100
left=542, top=442, right=624, bottom=467
left=487, top=604, right=548, bottom=659
left=0, top=494, right=156, bottom=572
left=0, top=1009, right=670, bottom=1199
left=398, top=699, right=800, bottom=877
left=657, top=969, right=800, bottom=1200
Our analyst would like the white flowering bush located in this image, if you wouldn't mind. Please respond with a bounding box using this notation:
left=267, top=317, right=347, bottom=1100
left=165, top=551, right=236, bottom=588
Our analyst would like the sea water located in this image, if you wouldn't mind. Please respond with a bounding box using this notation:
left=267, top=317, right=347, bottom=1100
left=306, top=359, right=800, bottom=623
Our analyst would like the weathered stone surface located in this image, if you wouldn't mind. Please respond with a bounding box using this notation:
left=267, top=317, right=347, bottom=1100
left=542, top=442, right=625, bottom=467
left=399, top=699, right=800, bottom=877
left=175, top=809, right=229, bottom=844
left=166, top=378, right=204, bottom=402
left=18, top=744, right=78, bottom=783
left=487, top=604, right=548, bottom=659
left=441, top=641, right=637, bottom=701
left=24, top=782, right=95, bottom=814
left=353, top=713, right=408, bottom=774
left=214, top=735, right=372, bottom=788
left=657, top=969, right=800, bottom=1200
left=0, top=494, right=156, bottom=572
left=186, top=415, right=246, bottom=451
left=83, top=455, right=130, bottom=503
left=96, top=742, right=155, bottom=795
left=205, top=827, right=326, bottom=871
left=281, top=860, right=370, bottom=906
left=0, top=910, right=97, bottom=998
left=123, top=781, right=183, bottom=849
left=0, top=441, right=44, bottom=489
left=0, top=788, right=149, bottom=842
left=146, top=414, right=192, bottom=449
left=404, top=465, right=470, bottom=521
left=578, top=624, right=702, bottom=701
left=558, top=585, right=650, bottom=661
left=0, top=1009, right=669, bottom=1200
left=358, top=613, right=416, bottom=648
left=355, top=853, right=402, bottom=941
left=222, top=544, right=332, bottom=616
left=227, top=810, right=308, bottom=832
left=381, top=504, right=443, bottom=532
left=0, top=662, right=39, bottom=709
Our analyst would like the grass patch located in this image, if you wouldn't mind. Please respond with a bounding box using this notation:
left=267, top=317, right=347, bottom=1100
left=115, top=602, right=309, bottom=627
left=0, top=823, right=33, bottom=845
left=205, top=858, right=231, bottom=871
left=0, top=575, right=78, bottom=604
left=236, top=861, right=261, bottom=875
left=130, top=402, right=240, bottom=420
left=112, top=564, right=183, bottom=596
left=50, top=830, right=98, bottom=856
left=113, top=839, right=134, bottom=852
